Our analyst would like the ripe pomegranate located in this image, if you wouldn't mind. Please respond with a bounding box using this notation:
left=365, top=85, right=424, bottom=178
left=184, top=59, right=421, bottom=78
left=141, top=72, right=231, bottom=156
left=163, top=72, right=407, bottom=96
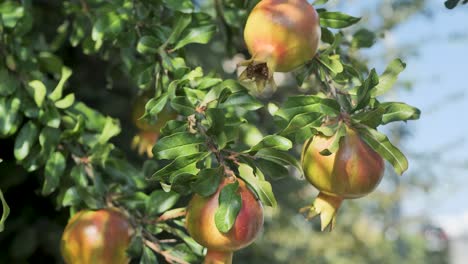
left=186, top=177, right=264, bottom=264
left=131, top=92, right=177, bottom=157
left=61, top=209, right=134, bottom=264
left=241, top=0, right=321, bottom=90
left=301, top=124, right=384, bottom=231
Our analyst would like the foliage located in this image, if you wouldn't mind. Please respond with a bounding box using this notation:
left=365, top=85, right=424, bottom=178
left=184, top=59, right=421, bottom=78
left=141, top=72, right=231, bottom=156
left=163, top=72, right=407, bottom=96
left=0, top=0, right=428, bottom=263
left=445, top=0, right=468, bottom=9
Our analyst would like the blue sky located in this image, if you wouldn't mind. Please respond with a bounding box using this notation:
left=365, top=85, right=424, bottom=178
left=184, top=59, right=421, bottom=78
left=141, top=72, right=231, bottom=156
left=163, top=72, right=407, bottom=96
left=344, top=0, right=468, bottom=236
left=393, top=3, right=468, bottom=235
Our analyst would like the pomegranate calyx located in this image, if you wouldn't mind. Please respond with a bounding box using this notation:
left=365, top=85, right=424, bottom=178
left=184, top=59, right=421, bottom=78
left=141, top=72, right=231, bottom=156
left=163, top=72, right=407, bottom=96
left=131, top=131, right=159, bottom=157
left=300, top=192, right=343, bottom=231
left=238, top=59, right=276, bottom=92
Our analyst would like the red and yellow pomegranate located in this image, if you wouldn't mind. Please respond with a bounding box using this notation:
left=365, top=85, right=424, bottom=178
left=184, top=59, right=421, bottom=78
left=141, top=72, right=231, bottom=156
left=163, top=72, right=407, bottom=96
left=241, top=0, right=321, bottom=90
left=131, top=91, right=177, bottom=157
left=186, top=177, right=264, bottom=264
left=61, top=209, right=134, bottom=264
left=301, top=124, right=384, bottom=231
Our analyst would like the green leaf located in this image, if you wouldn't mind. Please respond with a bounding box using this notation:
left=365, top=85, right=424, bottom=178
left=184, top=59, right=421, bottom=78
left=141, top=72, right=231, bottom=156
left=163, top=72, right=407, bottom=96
left=60, top=187, right=80, bottom=207
left=151, top=152, right=209, bottom=181
left=167, top=13, right=192, bottom=44
left=42, top=151, right=66, bottom=195
left=354, top=69, right=379, bottom=112
left=55, top=93, right=75, bottom=109
left=238, top=163, right=277, bottom=207
left=444, top=0, right=465, bottom=9
left=255, top=148, right=302, bottom=172
left=358, top=126, right=408, bottom=175
left=214, top=181, right=241, bottom=233
left=153, top=132, right=205, bottom=160
left=197, top=77, right=222, bottom=90
left=98, top=117, right=121, bottom=144
left=317, top=54, right=343, bottom=75
left=0, top=97, right=22, bottom=137
left=39, top=103, right=61, bottom=128
left=146, top=190, right=180, bottom=216
left=372, top=59, right=407, bottom=97
left=39, top=127, right=61, bottom=155
left=28, top=80, right=47, bottom=107
left=92, top=12, right=123, bottom=41
left=254, top=158, right=289, bottom=181
left=221, top=92, right=263, bottom=111
left=248, top=135, right=292, bottom=152
left=319, top=122, right=346, bottom=156
left=170, top=96, right=195, bottom=116
left=202, top=84, right=231, bottom=106
left=0, top=68, right=19, bottom=96
left=0, top=1, right=24, bottom=28
left=380, top=102, right=421, bottom=124
left=140, top=246, right=158, bottom=264
left=165, top=243, right=199, bottom=263
left=0, top=188, right=9, bottom=232
left=313, top=0, right=329, bottom=5
left=171, top=25, right=216, bottom=51
left=319, top=11, right=361, bottom=29
left=70, top=165, right=88, bottom=187
left=163, top=0, right=194, bottom=13
left=67, top=102, right=107, bottom=131
left=137, top=36, right=160, bottom=54
left=352, top=106, right=386, bottom=129
left=49, top=67, right=72, bottom=101
left=205, top=108, right=225, bottom=136
left=14, top=121, right=39, bottom=161
left=145, top=94, right=168, bottom=117
left=280, top=112, right=323, bottom=135
left=275, top=95, right=339, bottom=121
left=320, top=27, right=335, bottom=44
left=38, top=52, right=63, bottom=74
left=352, top=28, right=376, bottom=48
left=191, top=168, right=222, bottom=197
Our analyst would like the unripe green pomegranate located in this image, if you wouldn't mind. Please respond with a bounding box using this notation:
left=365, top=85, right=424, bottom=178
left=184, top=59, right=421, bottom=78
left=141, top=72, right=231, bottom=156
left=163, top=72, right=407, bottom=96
left=186, top=177, right=264, bottom=264
left=241, top=0, right=321, bottom=90
left=61, top=209, right=133, bottom=264
left=131, top=91, right=177, bottom=157
left=301, top=125, right=384, bottom=231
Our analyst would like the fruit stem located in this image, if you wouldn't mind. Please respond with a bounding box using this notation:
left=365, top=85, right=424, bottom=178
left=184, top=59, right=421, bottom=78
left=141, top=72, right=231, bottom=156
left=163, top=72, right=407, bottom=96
left=204, top=249, right=233, bottom=264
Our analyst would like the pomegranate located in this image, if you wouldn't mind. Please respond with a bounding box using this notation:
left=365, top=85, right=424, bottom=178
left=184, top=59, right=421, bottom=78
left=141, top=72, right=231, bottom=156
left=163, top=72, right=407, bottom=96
left=186, top=177, right=264, bottom=264
left=241, top=0, right=321, bottom=90
left=61, top=209, right=134, bottom=264
left=300, top=124, right=384, bottom=231
left=131, top=92, right=177, bottom=157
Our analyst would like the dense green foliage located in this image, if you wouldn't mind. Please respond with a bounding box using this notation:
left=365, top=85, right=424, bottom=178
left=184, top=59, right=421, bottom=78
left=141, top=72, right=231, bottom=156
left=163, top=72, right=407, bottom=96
left=0, top=0, right=437, bottom=263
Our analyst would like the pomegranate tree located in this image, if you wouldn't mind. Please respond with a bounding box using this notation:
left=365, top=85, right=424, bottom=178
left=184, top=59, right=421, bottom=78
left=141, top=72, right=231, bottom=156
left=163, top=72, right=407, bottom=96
left=61, top=209, right=134, bottom=264
left=241, top=0, right=321, bottom=90
left=301, top=124, right=385, bottom=231
left=186, top=177, right=264, bottom=264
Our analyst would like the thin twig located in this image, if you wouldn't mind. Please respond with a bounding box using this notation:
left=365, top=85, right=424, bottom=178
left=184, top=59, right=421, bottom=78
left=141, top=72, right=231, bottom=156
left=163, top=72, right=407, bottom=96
left=143, top=234, right=190, bottom=264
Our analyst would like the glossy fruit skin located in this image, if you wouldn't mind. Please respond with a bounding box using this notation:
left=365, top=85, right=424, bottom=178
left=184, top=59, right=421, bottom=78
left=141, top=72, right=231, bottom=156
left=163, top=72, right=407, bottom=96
left=243, top=0, right=321, bottom=72
left=301, top=127, right=384, bottom=199
left=186, top=177, right=264, bottom=254
left=61, top=209, right=133, bottom=264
